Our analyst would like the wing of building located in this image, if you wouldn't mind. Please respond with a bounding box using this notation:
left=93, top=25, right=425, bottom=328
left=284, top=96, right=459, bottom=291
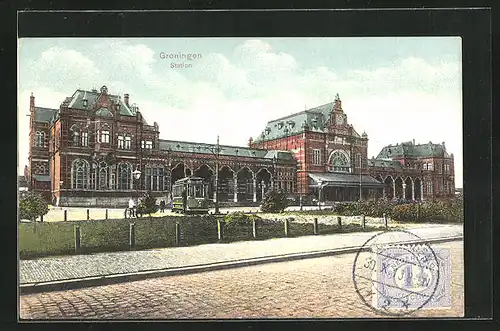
left=26, top=87, right=455, bottom=207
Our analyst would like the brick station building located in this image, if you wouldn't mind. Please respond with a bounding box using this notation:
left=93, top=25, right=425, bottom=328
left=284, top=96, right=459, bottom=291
left=26, top=86, right=455, bottom=207
left=27, top=86, right=296, bottom=207
left=249, top=94, right=455, bottom=203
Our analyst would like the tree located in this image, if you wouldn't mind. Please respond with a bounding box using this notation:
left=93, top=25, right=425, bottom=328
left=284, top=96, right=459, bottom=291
left=137, top=190, right=158, bottom=219
left=19, top=192, right=49, bottom=222
left=260, top=189, right=288, bottom=213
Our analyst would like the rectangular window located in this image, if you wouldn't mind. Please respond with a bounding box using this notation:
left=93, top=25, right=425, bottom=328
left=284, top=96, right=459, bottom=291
left=101, top=130, right=110, bottom=144
left=81, top=132, right=88, bottom=146
left=117, top=136, right=124, bottom=149
left=73, top=132, right=80, bottom=146
left=142, top=140, right=153, bottom=149
left=312, top=149, right=321, bottom=165
left=428, top=163, right=433, bottom=171
left=125, top=137, right=131, bottom=149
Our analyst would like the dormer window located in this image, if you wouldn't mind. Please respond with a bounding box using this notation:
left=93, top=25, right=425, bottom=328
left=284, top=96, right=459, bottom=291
left=277, top=122, right=284, bottom=129
left=83, top=99, right=88, bottom=108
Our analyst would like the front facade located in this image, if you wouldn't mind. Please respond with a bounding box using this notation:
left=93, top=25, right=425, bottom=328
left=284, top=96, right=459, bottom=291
left=26, top=86, right=455, bottom=206
left=27, top=86, right=296, bottom=207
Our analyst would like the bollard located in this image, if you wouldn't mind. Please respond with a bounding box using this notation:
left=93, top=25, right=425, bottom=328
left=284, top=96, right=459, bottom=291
left=337, top=216, right=342, bottom=229
left=252, top=218, right=257, bottom=238
left=362, top=215, right=366, bottom=231
left=87, top=209, right=90, bottom=221
left=284, top=218, right=289, bottom=237
left=74, top=225, right=81, bottom=253
left=64, top=210, right=67, bottom=222
left=105, top=209, right=108, bottom=220
left=40, top=215, right=43, bottom=223
left=124, top=209, right=128, bottom=219
left=217, top=218, right=223, bottom=241
left=175, top=222, right=181, bottom=246
left=313, top=218, right=318, bottom=235
left=383, top=213, right=388, bottom=229
left=129, top=223, right=136, bottom=249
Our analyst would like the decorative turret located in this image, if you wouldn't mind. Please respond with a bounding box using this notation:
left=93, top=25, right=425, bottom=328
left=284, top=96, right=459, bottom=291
left=333, top=93, right=342, bottom=112
left=248, top=137, right=253, bottom=147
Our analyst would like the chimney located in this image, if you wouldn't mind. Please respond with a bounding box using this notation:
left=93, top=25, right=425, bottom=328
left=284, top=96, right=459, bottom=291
left=30, top=92, right=35, bottom=108
left=412, top=139, right=415, bottom=145
left=248, top=137, right=253, bottom=147
left=124, top=93, right=130, bottom=106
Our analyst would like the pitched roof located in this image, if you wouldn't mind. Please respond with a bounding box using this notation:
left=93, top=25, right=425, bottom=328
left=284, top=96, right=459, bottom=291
left=66, top=89, right=136, bottom=117
left=368, top=158, right=405, bottom=172
left=158, top=139, right=294, bottom=161
left=253, top=101, right=361, bottom=141
left=33, top=107, right=58, bottom=123
left=376, top=141, right=450, bottom=159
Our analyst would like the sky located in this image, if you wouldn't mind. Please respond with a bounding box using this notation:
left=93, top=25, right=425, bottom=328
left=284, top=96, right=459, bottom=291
left=17, top=37, right=463, bottom=187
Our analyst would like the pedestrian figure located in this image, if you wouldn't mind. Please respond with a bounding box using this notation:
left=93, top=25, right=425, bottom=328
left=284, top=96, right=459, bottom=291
left=182, top=189, right=187, bottom=213
left=160, top=200, right=166, bottom=213
left=128, top=198, right=135, bottom=218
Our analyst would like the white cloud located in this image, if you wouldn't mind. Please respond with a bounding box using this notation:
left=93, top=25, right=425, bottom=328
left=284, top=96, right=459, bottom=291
left=22, top=46, right=100, bottom=91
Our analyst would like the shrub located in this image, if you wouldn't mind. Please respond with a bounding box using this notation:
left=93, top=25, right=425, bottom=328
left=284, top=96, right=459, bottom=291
left=137, top=190, right=158, bottom=217
left=260, top=189, right=288, bottom=213
left=19, top=192, right=49, bottom=222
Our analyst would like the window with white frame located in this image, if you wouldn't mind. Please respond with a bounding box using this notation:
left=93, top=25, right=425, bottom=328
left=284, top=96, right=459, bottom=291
left=330, top=150, right=350, bottom=173
left=81, top=132, right=88, bottom=146
left=117, top=136, right=124, bottom=149
left=124, top=136, right=131, bottom=149
left=426, top=181, right=433, bottom=194
left=312, top=149, right=321, bottom=165
left=355, top=153, right=362, bottom=168
left=142, top=140, right=153, bottom=149
left=35, top=131, right=45, bottom=147
left=334, top=136, right=343, bottom=144
left=100, top=130, right=110, bottom=144
left=117, top=162, right=132, bottom=190
left=73, top=131, right=80, bottom=146
left=71, top=159, right=89, bottom=189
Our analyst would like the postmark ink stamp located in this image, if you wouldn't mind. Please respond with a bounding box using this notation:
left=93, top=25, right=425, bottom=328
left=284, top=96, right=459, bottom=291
left=352, top=230, right=451, bottom=316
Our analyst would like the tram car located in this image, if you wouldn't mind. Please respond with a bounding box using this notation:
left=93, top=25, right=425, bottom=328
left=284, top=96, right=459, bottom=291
left=171, top=176, right=210, bottom=214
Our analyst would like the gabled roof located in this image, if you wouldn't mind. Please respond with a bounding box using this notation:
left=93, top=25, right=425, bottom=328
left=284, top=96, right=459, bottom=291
left=66, top=89, right=136, bottom=117
left=158, top=139, right=294, bottom=161
left=253, top=102, right=335, bottom=141
left=33, top=107, right=58, bottom=123
left=376, top=141, right=450, bottom=159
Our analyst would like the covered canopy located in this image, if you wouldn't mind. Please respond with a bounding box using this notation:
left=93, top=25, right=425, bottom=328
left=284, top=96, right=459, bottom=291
left=309, top=173, right=385, bottom=188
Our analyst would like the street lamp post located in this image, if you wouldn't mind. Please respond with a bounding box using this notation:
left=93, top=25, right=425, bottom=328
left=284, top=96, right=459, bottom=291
left=197, top=136, right=223, bottom=215
left=132, top=168, right=141, bottom=211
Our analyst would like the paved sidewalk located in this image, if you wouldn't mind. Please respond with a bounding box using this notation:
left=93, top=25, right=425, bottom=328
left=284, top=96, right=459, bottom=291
left=20, top=224, right=462, bottom=285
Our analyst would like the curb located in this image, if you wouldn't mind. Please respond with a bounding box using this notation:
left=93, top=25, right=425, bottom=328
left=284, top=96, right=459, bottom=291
left=20, top=235, right=463, bottom=295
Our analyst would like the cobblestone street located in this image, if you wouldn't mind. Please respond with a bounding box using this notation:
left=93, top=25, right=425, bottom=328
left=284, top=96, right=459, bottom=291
left=20, top=240, right=463, bottom=320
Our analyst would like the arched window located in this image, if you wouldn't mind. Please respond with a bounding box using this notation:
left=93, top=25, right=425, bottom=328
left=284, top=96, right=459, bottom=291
left=330, top=150, right=350, bottom=173
left=72, top=159, right=89, bottom=189
left=118, top=162, right=132, bottom=190
left=98, top=162, right=108, bottom=189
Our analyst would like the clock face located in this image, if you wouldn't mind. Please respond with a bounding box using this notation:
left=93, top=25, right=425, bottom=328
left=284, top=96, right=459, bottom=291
left=336, top=115, right=344, bottom=125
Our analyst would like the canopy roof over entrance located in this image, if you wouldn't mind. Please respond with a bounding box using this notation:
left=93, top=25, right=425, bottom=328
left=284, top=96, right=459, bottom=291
left=309, top=173, right=385, bottom=188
